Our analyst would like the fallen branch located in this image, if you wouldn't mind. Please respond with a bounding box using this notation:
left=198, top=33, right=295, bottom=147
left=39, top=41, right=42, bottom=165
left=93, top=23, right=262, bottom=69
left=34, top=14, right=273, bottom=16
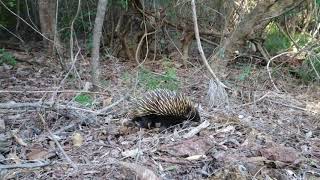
left=95, top=94, right=129, bottom=115
left=38, top=113, right=78, bottom=170
left=0, top=90, right=109, bottom=95
left=0, top=101, right=95, bottom=114
left=0, top=160, right=51, bottom=170
left=183, top=120, right=210, bottom=139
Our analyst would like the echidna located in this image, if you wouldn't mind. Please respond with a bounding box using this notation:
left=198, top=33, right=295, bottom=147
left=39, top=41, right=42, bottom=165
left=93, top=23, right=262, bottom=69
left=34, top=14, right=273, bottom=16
left=131, top=89, right=200, bottom=128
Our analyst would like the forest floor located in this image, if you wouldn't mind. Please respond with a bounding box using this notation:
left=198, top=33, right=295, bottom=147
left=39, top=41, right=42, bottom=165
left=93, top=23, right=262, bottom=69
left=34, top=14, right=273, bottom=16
left=0, top=52, right=320, bottom=179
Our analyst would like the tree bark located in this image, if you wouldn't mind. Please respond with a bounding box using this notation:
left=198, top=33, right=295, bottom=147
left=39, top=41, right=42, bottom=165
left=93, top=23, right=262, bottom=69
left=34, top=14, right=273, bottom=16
left=91, top=0, right=108, bottom=89
left=223, top=0, right=305, bottom=56
left=38, top=0, right=57, bottom=56
left=208, top=0, right=306, bottom=77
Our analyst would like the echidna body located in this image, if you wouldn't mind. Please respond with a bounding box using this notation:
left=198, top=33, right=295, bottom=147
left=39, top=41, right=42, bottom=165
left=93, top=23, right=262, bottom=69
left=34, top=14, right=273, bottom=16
left=131, top=89, right=200, bottom=128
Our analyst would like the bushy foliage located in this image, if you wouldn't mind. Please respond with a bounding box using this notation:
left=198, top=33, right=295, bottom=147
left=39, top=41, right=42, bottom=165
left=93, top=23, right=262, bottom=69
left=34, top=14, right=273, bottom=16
left=264, top=23, right=291, bottom=55
left=75, top=93, right=93, bottom=107
left=0, top=49, right=17, bottom=66
left=295, top=54, right=320, bottom=83
left=0, top=0, right=17, bottom=27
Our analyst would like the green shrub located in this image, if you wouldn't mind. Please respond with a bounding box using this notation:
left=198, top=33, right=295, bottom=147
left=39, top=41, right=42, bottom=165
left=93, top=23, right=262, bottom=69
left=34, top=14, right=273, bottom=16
left=238, top=65, right=252, bottom=81
left=264, top=23, right=291, bottom=55
left=294, top=54, right=320, bottom=83
left=0, top=0, right=17, bottom=27
left=74, top=93, right=93, bottom=107
left=0, top=49, right=17, bottom=66
left=293, top=33, right=312, bottom=47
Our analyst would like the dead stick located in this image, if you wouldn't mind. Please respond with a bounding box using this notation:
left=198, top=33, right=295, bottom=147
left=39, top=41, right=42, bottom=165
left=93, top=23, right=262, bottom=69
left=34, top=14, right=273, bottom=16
left=190, top=0, right=229, bottom=89
left=0, top=161, right=51, bottom=170
left=38, top=113, right=78, bottom=170
left=0, top=90, right=109, bottom=95
left=0, top=101, right=95, bottom=113
left=95, top=94, right=128, bottom=115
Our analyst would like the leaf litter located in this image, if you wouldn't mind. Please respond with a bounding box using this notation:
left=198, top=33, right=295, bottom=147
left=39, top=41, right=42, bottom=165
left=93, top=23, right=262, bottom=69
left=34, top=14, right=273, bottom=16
left=0, top=58, right=319, bottom=179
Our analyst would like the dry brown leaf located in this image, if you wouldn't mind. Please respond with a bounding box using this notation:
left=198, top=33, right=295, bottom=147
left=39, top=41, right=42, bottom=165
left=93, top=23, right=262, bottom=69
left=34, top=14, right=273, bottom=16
left=160, top=137, right=212, bottom=157
left=259, top=145, right=299, bottom=163
left=119, top=162, right=160, bottom=180
left=27, top=149, right=49, bottom=160
left=209, top=165, right=248, bottom=180
left=72, top=132, right=84, bottom=147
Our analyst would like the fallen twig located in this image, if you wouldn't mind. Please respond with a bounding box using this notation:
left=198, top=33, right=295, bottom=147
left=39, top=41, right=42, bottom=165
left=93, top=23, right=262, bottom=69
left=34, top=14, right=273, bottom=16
left=38, top=113, right=78, bottom=170
left=238, top=91, right=272, bottom=107
left=267, top=100, right=307, bottom=111
left=0, top=90, right=109, bottom=95
left=0, top=101, right=95, bottom=114
left=95, top=94, right=129, bottom=115
left=0, top=160, right=51, bottom=170
left=266, top=51, right=293, bottom=92
left=183, top=120, right=210, bottom=139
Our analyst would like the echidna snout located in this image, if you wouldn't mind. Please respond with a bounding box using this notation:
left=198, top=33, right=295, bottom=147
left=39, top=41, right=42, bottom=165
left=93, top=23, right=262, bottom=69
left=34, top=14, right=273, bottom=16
left=131, top=89, right=201, bottom=129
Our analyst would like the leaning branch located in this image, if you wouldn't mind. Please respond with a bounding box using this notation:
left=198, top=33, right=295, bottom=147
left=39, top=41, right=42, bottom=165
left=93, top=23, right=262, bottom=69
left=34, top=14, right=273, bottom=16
left=190, top=0, right=229, bottom=89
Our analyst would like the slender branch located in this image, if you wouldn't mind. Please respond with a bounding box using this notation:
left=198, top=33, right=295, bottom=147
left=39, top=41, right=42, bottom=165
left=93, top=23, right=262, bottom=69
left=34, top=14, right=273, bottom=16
left=38, top=113, right=78, bottom=170
left=0, top=0, right=52, bottom=42
left=0, top=24, right=24, bottom=43
left=135, top=31, right=156, bottom=66
left=266, top=51, right=293, bottom=92
left=0, top=161, right=51, bottom=170
left=0, top=101, right=95, bottom=114
left=95, top=94, right=129, bottom=115
left=69, top=0, right=82, bottom=63
left=190, top=0, right=229, bottom=89
left=0, top=90, right=109, bottom=95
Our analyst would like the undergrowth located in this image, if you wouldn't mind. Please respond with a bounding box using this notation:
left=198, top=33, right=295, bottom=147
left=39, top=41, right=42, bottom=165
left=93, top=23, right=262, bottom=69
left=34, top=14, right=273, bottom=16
left=0, top=49, right=17, bottom=66
left=74, top=93, right=93, bottom=107
left=138, top=60, right=180, bottom=91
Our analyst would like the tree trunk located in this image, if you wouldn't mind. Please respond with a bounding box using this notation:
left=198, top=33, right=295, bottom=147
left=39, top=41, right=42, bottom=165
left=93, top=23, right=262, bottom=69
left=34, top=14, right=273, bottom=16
left=223, top=0, right=305, bottom=56
left=208, top=0, right=305, bottom=77
left=38, top=0, right=57, bottom=56
left=91, top=0, right=108, bottom=89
